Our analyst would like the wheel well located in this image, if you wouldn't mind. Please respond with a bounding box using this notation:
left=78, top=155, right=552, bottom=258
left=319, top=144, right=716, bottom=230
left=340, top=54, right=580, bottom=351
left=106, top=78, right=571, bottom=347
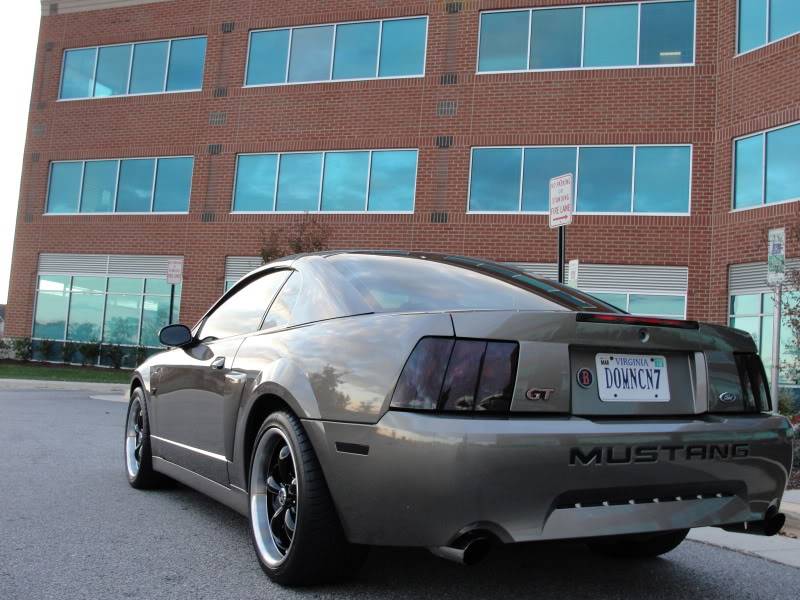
left=129, top=378, right=143, bottom=398
left=242, top=394, right=293, bottom=488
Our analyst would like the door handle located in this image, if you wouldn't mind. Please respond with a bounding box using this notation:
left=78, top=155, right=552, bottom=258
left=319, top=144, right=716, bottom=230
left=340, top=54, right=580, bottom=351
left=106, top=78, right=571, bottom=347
left=210, top=356, right=226, bottom=370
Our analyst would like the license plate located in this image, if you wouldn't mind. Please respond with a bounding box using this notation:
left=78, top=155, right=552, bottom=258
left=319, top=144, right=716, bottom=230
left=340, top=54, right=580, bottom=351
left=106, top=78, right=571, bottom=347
left=595, top=353, right=670, bottom=402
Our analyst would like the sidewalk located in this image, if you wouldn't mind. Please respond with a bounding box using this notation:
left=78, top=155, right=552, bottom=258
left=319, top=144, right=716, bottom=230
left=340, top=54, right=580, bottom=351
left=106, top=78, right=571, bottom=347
left=0, top=378, right=128, bottom=401
left=686, top=490, right=800, bottom=568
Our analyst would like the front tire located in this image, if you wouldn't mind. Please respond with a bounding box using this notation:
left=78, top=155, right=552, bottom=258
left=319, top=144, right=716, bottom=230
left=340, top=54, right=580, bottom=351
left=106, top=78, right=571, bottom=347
left=124, top=387, right=160, bottom=489
left=588, top=529, right=689, bottom=558
left=248, top=411, right=366, bottom=586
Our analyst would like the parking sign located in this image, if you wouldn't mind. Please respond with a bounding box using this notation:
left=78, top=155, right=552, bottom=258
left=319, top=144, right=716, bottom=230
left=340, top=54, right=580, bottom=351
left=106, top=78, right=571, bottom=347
left=549, top=174, right=574, bottom=229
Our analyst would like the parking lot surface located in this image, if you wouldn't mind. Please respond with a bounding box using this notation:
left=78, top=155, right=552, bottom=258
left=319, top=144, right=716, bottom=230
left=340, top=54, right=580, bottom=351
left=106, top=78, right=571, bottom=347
left=1, top=389, right=798, bottom=600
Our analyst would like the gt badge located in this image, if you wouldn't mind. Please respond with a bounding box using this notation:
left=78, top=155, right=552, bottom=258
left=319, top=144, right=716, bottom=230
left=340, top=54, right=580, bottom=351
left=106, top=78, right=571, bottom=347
left=576, top=368, right=593, bottom=388
left=526, top=388, right=554, bottom=401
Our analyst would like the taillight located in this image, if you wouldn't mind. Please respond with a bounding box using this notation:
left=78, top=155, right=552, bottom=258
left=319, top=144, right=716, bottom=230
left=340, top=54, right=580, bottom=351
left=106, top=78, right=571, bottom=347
left=735, top=353, right=772, bottom=413
left=576, top=313, right=699, bottom=330
left=390, top=337, right=519, bottom=413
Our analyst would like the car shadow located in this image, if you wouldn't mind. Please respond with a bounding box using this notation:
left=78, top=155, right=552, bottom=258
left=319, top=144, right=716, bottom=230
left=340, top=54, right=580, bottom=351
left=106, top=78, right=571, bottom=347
left=151, top=478, right=714, bottom=598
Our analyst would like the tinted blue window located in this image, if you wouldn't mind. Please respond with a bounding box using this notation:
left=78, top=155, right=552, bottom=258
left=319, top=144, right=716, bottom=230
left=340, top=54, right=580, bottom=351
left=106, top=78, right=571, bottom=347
left=116, top=159, right=155, bottom=212
left=738, top=0, right=767, bottom=52
left=61, top=48, right=96, bottom=99
left=478, top=11, right=529, bottom=72
left=368, top=151, right=417, bottom=211
left=321, top=152, right=369, bottom=211
left=129, top=41, right=168, bottom=93
left=47, top=162, right=83, bottom=213
left=379, top=18, right=426, bottom=77
left=247, top=30, right=290, bottom=85
left=288, top=26, right=334, bottom=83
left=80, top=160, right=117, bottom=213
left=640, top=1, right=695, bottom=65
left=634, top=146, right=691, bottom=213
left=584, top=5, right=638, bottom=67
left=94, top=45, right=131, bottom=97
left=153, top=158, right=193, bottom=212
left=765, top=124, right=800, bottom=204
left=531, top=8, right=582, bottom=69
left=234, top=155, right=278, bottom=211
left=629, top=294, right=686, bottom=317
left=577, top=147, right=633, bottom=212
left=166, top=37, right=206, bottom=91
left=333, top=22, right=380, bottom=79
left=770, top=0, right=800, bottom=42
left=469, top=148, right=522, bottom=211
left=734, top=134, right=764, bottom=208
left=522, top=147, right=576, bottom=211
left=276, top=153, right=323, bottom=210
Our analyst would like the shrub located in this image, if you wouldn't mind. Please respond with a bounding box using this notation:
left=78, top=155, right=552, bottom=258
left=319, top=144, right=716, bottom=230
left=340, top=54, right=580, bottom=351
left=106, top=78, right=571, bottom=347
left=78, top=342, right=101, bottom=367
left=105, top=344, right=125, bottom=369
left=12, top=337, right=33, bottom=362
left=134, top=346, right=149, bottom=367
left=61, top=341, right=77, bottom=364
left=778, top=389, right=798, bottom=419
left=38, top=339, right=56, bottom=361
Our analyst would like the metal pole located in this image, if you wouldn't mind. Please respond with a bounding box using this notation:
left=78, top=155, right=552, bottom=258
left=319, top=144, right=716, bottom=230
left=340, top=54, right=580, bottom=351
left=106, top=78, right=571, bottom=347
left=770, top=284, right=782, bottom=412
left=557, top=226, right=565, bottom=284
left=168, top=284, right=175, bottom=325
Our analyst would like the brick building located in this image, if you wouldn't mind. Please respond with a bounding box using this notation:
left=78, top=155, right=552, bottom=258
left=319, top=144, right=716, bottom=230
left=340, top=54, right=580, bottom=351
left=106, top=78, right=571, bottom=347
left=7, top=0, right=799, bottom=396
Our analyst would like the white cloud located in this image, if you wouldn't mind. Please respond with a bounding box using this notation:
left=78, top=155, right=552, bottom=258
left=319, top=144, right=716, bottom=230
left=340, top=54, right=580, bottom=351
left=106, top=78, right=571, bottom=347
left=0, top=3, right=40, bottom=304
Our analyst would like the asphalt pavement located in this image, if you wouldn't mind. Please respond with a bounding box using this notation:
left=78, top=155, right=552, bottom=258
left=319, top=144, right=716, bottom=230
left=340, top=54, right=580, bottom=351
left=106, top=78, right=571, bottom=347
left=1, top=388, right=799, bottom=600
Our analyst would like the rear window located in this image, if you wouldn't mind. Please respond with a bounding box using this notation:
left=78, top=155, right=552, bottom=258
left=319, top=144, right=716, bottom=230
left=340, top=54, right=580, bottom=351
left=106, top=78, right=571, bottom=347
left=327, top=254, right=617, bottom=313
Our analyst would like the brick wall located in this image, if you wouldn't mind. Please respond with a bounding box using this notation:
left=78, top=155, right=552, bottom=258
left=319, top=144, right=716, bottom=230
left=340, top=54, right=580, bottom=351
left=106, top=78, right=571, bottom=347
left=8, top=0, right=800, bottom=335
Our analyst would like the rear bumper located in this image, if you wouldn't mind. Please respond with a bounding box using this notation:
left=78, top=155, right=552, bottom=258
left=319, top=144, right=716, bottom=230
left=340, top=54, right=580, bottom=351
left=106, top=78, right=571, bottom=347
left=304, top=412, right=794, bottom=547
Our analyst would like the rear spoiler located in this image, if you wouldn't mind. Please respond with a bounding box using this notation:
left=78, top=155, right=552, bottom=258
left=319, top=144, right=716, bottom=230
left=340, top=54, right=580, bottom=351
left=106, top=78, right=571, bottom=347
left=576, top=313, right=700, bottom=330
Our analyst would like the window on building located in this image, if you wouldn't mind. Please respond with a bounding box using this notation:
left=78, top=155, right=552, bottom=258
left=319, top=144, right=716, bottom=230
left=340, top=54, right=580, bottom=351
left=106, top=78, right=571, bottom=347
left=729, top=292, right=800, bottom=389
left=469, top=145, right=691, bottom=214
left=59, top=36, right=206, bottom=100
left=588, top=291, right=687, bottom=317
left=246, top=17, right=427, bottom=86
left=478, top=1, right=694, bottom=73
left=738, top=0, right=800, bottom=54
left=733, top=122, right=800, bottom=209
left=233, top=150, right=418, bottom=212
left=46, top=157, right=194, bottom=214
left=32, top=274, right=182, bottom=353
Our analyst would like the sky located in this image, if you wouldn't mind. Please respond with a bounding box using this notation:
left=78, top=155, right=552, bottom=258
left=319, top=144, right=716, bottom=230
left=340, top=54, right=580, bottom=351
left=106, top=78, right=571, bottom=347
left=0, top=2, right=40, bottom=304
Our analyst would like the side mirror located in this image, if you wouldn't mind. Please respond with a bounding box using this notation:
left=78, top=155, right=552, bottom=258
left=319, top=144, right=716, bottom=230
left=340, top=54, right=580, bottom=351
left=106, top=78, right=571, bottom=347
left=159, top=324, right=194, bottom=348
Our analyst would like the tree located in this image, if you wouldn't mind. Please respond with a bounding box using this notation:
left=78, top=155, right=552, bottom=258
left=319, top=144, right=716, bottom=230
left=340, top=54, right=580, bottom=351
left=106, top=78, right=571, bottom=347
left=259, top=215, right=330, bottom=264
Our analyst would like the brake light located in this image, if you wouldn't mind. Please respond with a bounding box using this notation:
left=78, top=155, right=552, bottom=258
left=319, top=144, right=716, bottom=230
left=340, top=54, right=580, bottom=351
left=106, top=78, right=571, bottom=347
left=390, top=337, right=519, bottom=413
left=735, top=353, right=772, bottom=413
left=576, top=313, right=699, bottom=330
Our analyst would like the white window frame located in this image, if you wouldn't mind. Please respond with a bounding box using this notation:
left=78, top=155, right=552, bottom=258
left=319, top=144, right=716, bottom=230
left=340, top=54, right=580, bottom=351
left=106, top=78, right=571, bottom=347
left=735, top=0, right=800, bottom=57
left=58, top=35, right=207, bottom=102
left=476, top=0, right=697, bottom=75
left=730, top=119, right=800, bottom=212
left=44, top=156, right=195, bottom=216
left=32, top=273, right=180, bottom=352
left=466, top=143, right=693, bottom=216
left=231, top=148, right=419, bottom=214
left=244, top=16, right=429, bottom=88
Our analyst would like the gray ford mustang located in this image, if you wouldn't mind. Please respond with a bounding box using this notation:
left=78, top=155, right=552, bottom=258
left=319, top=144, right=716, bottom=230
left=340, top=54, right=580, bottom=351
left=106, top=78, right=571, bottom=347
left=124, top=251, right=794, bottom=585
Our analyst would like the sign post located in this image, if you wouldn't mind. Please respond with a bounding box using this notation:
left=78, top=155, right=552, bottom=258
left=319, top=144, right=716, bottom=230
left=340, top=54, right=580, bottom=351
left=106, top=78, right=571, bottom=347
left=767, top=228, right=785, bottom=410
left=549, top=174, right=574, bottom=284
left=166, top=259, right=184, bottom=326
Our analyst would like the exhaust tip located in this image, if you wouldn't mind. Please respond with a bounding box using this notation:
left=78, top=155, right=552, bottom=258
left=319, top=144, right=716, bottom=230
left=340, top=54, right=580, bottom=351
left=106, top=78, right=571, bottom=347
left=461, top=537, right=491, bottom=566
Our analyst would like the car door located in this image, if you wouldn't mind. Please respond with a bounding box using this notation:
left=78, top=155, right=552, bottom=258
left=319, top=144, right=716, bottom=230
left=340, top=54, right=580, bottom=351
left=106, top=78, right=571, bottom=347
left=151, top=270, right=290, bottom=484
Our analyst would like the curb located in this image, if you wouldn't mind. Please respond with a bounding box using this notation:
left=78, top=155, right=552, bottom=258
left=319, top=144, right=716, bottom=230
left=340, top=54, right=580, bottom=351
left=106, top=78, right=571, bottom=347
left=0, top=378, right=129, bottom=395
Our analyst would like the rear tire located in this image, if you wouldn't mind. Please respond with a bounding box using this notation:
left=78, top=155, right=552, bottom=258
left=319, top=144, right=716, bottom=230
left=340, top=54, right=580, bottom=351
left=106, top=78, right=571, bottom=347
left=124, top=388, right=160, bottom=489
left=588, top=529, right=689, bottom=558
left=248, top=410, right=366, bottom=586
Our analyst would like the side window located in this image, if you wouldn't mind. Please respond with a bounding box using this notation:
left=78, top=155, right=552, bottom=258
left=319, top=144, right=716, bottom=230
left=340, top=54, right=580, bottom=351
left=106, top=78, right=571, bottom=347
left=199, top=271, right=289, bottom=340
left=263, top=271, right=303, bottom=330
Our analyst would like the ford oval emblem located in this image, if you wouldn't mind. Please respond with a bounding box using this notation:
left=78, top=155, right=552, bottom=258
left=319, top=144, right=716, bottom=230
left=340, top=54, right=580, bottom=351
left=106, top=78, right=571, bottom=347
left=719, top=392, right=738, bottom=404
